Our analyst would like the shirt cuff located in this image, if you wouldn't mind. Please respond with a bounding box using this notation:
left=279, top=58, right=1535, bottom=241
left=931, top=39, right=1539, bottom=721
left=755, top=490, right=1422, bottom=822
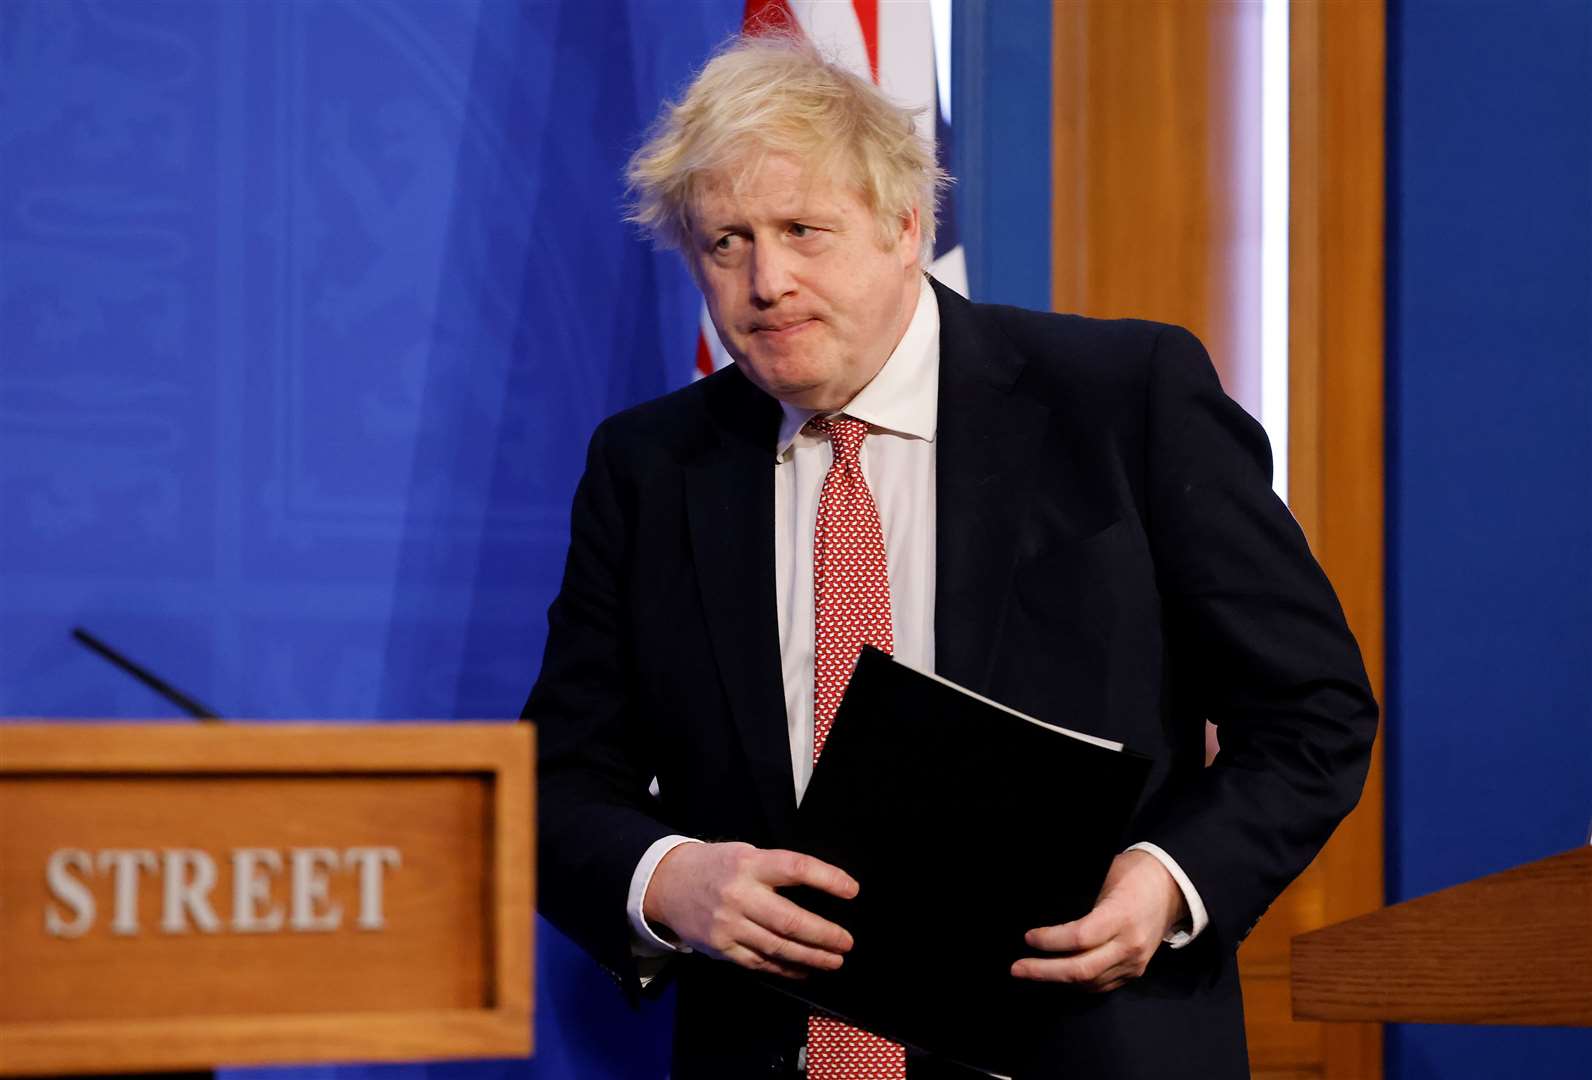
left=627, top=834, right=702, bottom=955
left=1125, top=841, right=1209, bottom=949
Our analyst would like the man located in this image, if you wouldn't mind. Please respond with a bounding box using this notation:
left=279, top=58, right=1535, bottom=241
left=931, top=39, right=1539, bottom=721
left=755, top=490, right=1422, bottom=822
left=528, top=33, right=1377, bottom=1080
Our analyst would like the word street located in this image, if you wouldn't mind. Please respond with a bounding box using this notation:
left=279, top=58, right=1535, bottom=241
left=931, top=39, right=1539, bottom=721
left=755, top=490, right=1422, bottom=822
left=44, top=846, right=402, bottom=938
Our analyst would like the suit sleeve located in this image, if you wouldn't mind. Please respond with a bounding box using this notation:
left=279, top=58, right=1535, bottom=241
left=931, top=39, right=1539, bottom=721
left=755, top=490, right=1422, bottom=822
left=524, top=420, right=676, bottom=997
left=1134, top=325, right=1378, bottom=953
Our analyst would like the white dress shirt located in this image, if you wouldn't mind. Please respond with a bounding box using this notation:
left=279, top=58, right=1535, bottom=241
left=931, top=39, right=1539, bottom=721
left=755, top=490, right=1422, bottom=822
left=626, top=276, right=1207, bottom=954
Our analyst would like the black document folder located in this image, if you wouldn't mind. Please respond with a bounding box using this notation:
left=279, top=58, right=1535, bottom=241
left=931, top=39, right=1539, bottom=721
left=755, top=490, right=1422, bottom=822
left=769, top=646, right=1154, bottom=1077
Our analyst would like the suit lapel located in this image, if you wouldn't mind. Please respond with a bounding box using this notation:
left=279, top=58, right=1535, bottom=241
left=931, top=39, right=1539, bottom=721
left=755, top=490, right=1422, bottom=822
left=932, top=280, right=1050, bottom=691
left=685, top=370, right=800, bottom=843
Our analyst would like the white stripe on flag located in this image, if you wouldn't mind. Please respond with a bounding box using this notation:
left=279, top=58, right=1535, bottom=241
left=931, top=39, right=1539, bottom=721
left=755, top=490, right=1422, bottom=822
left=788, top=1, right=871, bottom=79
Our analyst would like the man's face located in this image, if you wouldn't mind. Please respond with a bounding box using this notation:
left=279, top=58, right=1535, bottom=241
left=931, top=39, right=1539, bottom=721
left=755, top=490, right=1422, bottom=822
left=688, top=152, right=922, bottom=411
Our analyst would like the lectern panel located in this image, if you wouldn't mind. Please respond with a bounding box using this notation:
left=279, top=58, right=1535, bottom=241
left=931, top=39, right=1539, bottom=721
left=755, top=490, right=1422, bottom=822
left=1, top=775, right=488, bottom=1022
left=0, top=723, right=532, bottom=1076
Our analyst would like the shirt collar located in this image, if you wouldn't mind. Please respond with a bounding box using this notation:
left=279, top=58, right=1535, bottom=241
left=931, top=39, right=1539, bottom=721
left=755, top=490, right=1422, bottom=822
left=774, top=275, right=940, bottom=458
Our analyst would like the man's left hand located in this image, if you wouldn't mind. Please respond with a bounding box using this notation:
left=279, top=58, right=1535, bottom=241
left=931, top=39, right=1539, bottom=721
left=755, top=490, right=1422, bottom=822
left=1010, top=849, right=1187, bottom=993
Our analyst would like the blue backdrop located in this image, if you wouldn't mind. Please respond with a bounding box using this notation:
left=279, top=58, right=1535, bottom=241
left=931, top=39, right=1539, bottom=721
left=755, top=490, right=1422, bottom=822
left=0, top=2, right=1049, bottom=1078
left=1, top=0, right=732, bottom=1076
left=1387, top=1, right=1592, bottom=1076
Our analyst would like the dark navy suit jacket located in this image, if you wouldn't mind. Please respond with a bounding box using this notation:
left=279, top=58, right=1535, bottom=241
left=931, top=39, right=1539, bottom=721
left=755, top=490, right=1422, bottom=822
left=526, top=279, right=1378, bottom=1079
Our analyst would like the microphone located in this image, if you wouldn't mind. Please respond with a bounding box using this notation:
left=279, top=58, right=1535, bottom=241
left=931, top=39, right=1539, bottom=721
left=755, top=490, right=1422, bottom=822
left=70, top=627, right=222, bottom=722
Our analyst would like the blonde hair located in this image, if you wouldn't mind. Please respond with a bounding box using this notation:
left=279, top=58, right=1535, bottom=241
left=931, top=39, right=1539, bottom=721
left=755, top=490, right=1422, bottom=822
left=625, top=32, right=949, bottom=263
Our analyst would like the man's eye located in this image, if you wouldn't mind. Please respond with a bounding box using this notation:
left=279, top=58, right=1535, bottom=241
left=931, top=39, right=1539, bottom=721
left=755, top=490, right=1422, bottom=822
left=714, top=235, right=734, bottom=251
left=789, top=223, right=811, bottom=238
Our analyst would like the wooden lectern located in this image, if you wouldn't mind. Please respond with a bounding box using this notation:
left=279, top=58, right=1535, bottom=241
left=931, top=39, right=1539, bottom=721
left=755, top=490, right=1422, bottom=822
left=0, top=723, right=533, bottom=1076
left=1292, top=846, right=1592, bottom=1027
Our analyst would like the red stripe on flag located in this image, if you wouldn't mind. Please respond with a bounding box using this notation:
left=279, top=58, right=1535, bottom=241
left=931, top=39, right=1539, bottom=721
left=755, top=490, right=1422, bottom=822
left=851, top=0, right=880, bottom=81
left=743, top=0, right=794, bottom=34
left=695, top=331, right=714, bottom=378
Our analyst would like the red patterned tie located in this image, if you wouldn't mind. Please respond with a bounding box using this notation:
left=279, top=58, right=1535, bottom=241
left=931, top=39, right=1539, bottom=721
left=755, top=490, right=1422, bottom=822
left=805, top=415, right=907, bottom=1080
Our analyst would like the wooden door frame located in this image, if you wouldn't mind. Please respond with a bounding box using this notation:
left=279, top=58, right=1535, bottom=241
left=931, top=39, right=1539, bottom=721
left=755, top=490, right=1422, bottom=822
left=1288, top=3, right=1386, bottom=1075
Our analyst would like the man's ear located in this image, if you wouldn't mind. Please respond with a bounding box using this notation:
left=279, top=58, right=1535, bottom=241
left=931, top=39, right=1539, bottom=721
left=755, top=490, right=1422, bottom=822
left=679, top=208, right=705, bottom=286
left=895, top=206, right=922, bottom=268
left=681, top=230, right=707, bottom=288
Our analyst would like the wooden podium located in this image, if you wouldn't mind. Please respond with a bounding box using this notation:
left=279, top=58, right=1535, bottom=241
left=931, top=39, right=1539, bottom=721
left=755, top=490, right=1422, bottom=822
left=0, top=723, right=533, bottom=1076
left=1292, top=846, right=1592, bottom=1027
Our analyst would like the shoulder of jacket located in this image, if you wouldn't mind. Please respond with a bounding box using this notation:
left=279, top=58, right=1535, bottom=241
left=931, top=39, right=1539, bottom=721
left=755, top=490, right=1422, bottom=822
left=961, top=299, right=1204, bottom=406
left=977, top=300, right=1185, bottom=369
left=590, top=372, right=720, bottom=450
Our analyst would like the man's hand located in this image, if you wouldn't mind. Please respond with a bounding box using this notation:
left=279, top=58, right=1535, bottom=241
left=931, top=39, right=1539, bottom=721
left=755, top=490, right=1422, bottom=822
left=1011, top=849, right=1187, bottom=992
left=642, top=841, right=858, bottom=979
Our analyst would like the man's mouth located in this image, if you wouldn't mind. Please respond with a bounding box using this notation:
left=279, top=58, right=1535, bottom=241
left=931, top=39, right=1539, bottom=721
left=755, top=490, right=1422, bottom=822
left=752, top=318, right=816, bottom=337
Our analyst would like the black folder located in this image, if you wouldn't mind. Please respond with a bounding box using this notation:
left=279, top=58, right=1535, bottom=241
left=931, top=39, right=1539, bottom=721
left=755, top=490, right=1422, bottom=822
left=769, top=646, right=1154, bottom=1077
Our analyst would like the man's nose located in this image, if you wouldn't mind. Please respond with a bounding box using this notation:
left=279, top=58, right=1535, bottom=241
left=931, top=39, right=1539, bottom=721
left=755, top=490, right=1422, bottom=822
left=749, top=241, right=796, bottom=306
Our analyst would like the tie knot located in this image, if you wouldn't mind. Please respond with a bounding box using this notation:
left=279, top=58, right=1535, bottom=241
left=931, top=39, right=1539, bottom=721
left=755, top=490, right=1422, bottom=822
left=807, top=415, right=870, bottom=465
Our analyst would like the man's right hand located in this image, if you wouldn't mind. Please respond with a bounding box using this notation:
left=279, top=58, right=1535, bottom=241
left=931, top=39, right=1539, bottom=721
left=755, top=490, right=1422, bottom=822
left=642, top=841, right=858, bottom=979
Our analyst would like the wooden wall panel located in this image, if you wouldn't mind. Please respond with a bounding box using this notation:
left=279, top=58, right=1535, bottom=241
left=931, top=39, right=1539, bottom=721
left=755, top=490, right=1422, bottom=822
left=1052, top=0, right=1261, bottom=414
left=1052, top=4, right=1386, bottom=1078
left=1289, top=4, right=1386, bottom=1077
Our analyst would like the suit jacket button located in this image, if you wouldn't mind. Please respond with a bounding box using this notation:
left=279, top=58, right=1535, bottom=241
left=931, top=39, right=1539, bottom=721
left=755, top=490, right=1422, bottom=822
left=767, top=1048, right=802, bottom=1076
